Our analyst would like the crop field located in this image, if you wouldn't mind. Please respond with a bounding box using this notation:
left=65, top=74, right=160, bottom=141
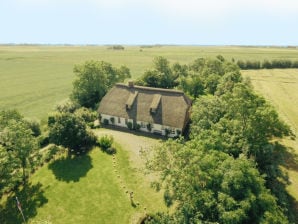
left=243, top=69, right=298, bottom=199
left=1, top=45, right=298, bottom=119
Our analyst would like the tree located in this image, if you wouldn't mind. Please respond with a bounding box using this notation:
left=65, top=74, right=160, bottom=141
left=48, top=112, right=96, bottom=153
left=71, top=60, right=130, bottom=108
left=145, top=139, right=288, bottom=223
left=0, top=109, right=23, bottom=130
left=0, top=145, right=16, bottom=197
left=139, top=57, right=176, bottom=88
left=0, top=121, right=38, bottom=183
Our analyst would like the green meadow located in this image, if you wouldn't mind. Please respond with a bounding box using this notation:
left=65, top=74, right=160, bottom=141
left=1, top=45, right=298, bottom=223
left=1, top=45, right=298, bottom=119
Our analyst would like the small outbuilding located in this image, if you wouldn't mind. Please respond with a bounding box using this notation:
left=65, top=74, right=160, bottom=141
left=98, top=82, right=191, bottom=137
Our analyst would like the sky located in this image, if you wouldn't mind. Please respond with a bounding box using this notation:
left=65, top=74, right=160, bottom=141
left=0, top=0, right=298, bottom=45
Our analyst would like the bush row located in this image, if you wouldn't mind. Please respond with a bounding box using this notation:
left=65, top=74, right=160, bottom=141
left=237, top=59, right=298, bottom=70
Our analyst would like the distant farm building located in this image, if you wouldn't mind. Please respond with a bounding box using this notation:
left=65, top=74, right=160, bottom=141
left=98, top=82, right=191, bottom=137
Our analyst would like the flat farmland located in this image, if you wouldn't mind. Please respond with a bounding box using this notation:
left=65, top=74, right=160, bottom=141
left=243, top=69, right=298, bottom=199
left=1, top=45, right=298, bottom=119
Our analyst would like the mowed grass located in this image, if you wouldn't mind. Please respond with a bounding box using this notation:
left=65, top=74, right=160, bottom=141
left=1, top=140, right=166, bottom=224
left=243, top=69, right=298, bottom=199
left=1, top=45, right=298, bottom=119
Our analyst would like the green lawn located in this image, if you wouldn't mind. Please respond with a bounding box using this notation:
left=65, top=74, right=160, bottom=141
left=1, top=45, right=298, bottom=119
left=0, top=141, right=165, bottom=224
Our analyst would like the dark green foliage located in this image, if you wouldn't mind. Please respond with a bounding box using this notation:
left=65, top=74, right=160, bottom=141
left=138, top=57, right=176, bottom=88
left=105, top=147, right=116, bottom=155
left=263, top=60, right=272, bottom=69
left=97, top=135, right=114, bottom=151
left=163, top=189, right=173, bottom=207
left=127, top=121, right=133, bottom=130
left=47, top=113, right=57, bottom=126
left=0, top=110, right=41, bottom=196
left=74, top=107, right=97, bottom=123
left=37, top=132, right=49, bottom=147
left=24, top=118, right=41, bottom=137
left=71, top=60, right=130, bottom=108
left=56, top=100, right=80, bottom=113
left=147, top=123, right=152, bottom=131
left=110, top=117, right=115, bottom=124
left=135, top=123, right=141, bottom=130
left=108, top=45, right=125, bottom=50
left=141, top=56, right=295, bottom=222
left=0, top=146, right=16, bottom=196
left=237, top=59, right=298, bottom=69
left=164, top=128, right=170, bottom=137
left=0, top=120, right=38, bottom=183
left=48, top=112, right=96, bottom=153
left=43, top=144, right=64, bottom=163
left=103, top=118, right=109, bottom=125
left=292, top=60, right=298, bottom=68
left=146, top=140, right=288, bottom=223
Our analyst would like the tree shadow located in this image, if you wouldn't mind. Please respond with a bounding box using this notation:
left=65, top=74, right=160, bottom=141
left=262, top=142, right=298, bottom=223
left=48, top=154, right=93, bottom=182
left=284, top=146, right=298, bottom=172
left=0, top=182, right=48, bottom=224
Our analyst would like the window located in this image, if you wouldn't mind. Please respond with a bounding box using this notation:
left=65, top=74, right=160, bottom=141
left=141, top=122, right=146, bottom=128
left=171, top=128, right=175, bottom=134
left=118, top=117, right=121, bottom=123
left=125, top=118, right=128, bottom=124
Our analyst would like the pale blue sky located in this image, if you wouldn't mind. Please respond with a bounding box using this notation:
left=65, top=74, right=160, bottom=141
left=1, top=0, right=298, bottom=45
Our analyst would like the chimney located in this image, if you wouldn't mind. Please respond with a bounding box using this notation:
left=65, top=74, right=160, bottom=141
left=128, top=81, right=134, bottom=88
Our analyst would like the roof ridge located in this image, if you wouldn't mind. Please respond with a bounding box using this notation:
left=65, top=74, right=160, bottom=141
left=115, top=83, right=184, bottom=94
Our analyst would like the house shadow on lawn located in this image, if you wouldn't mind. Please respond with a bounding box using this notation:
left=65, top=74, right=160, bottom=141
left=0, top=182, right=48, bottom=224
left=48, top=154, right=93, bottom=182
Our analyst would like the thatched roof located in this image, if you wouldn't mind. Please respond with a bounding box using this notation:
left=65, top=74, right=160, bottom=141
left=98, top=83, right=191, bottom=129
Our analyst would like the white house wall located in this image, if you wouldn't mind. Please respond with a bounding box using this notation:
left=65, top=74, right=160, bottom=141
left=100, top=114, right=181, bottom=137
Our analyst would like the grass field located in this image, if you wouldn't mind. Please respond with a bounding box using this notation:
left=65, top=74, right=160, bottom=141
left=243, top=69, right=298, bottom=199
left=1, top=45, right=298, bottom=119
left=0, top=130, right=165, bottom=224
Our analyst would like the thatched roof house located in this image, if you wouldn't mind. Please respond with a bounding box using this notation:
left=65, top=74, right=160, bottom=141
left=98, top=82, right=191, bottom=137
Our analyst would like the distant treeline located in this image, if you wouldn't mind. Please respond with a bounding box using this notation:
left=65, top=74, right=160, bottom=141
left=237, top=59, right=298, bottom=69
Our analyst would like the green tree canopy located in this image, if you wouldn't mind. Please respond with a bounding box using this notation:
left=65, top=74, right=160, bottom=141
left=71, top=60, right=130, bottom=108
left=146, top=139, right=288, bottom=224
left=0, top=120, right=38, bottom=183
left=48, top=112, right=96, bottom=153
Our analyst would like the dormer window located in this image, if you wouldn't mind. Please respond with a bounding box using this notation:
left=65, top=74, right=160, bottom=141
left=126, top=91, right=138, bottom=110
left=150, top=94, right=161, bottom=114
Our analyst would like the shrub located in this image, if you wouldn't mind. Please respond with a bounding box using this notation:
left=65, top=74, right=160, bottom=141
left=47, top=113, right=57, bottom=126
left=127, top=121, right=133, bottom=130
left=106, top=147, right=117, bottom=155
left=38, top=132, right=50, bottom=147
left=97, top=135, right=114, bottom=150
left=48, top=112, right=95, bottom=153
left=165, top=128, right=170, bottom=136
left=74, top=107, right=97, bottom=123
left=176, top=129, right=181, bottom=136
left=147, top=123, right=152, bottom=131
left=135, top=123, right=141, bottom=130
left=292, top=60, right=298, bottom=68
left=44, top=144, right=62, bottom=162
left=110, top=117, right=115, bottom=124
left=56, top=100, right=79, bottom=113
left=164, top=189, right=173, bottom=207
left=24, top=118, right=41, bottom=137
left=103, top=118, right=109, bottom=125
